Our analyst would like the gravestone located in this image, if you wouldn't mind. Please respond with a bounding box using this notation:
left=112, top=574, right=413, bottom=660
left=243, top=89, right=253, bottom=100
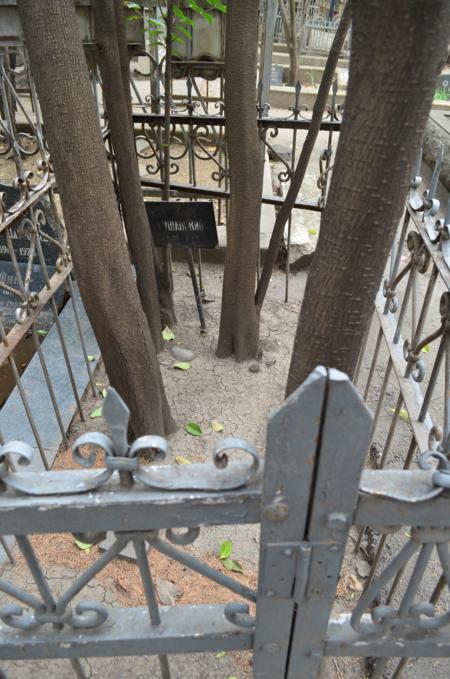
left=436, top=74, right=450, bottom=99
left=270, top=63, right=284, bottom=86
left=0, top=183, right=60, bottom=265
left=145, top=201, right=218, bottom=249
left=0, top=184, right=64, bottom=331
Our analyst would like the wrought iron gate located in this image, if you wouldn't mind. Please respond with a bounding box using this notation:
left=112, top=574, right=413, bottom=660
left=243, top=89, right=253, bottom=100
left=0, top=366, right=449, bottom=677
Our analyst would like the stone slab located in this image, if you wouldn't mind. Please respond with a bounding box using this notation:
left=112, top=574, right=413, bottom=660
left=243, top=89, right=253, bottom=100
left=0, top=284, right=99, bottom=472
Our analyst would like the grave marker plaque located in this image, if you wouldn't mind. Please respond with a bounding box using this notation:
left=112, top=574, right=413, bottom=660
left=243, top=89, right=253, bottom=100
left=145, top=201, right=218, bottom=249
left=0, top=261, right=64, bottom=331
left=270, top=63, right=284, bottom=86
left=0, top=183, right=60, bottom=266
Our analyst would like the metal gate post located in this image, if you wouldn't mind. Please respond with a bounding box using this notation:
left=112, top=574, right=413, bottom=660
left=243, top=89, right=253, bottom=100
left=253, top=367, right=329, bottom=678
left=286, top=369, right=372, bottom=678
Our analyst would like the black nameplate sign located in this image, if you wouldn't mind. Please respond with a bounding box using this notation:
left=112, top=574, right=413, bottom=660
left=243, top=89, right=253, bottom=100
left=145, top=201, right=218, bottom=249
left=0, top=183, right=59, bottom=266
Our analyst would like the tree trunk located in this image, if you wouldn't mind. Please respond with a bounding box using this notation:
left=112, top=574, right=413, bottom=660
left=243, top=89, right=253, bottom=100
left=279, top=0, right=299, bottom=86
left=92, top=0, right=167, bottom=351
left=216, top=0, right=264, bottom=360
left=18, top=0, right=176, bottom=436
left=286, top=0, right=450, bottom=395
left=113, top=0, right=134, bottom=130
left=255, top=0, right=351, bottom=310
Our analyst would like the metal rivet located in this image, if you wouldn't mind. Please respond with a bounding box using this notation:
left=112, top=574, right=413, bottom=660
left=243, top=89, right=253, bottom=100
left=326, top=512, right=348, bottom=528
left=328, top=544, right=339, bottom=552
left=266, top=590, right=275, bottom=597
left=264, top=499, right=289, bottom=521
left=283, top=548, right=293, bottom=556
left=263, top=642, right=280, bottom=654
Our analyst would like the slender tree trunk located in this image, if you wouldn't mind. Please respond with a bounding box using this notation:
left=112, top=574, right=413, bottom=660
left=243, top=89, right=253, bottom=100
left=110, top=0, right=177, bottom=330
left=93, top=0, right=168, bottom=351
left=286, top=0, right=450, bottom=395
left=113, top=0, right=133, bottom=130
left=255, top=0, right=351, bottom=310
left=18, top=0, right=176, bottom=435
left=216, top=0, right=264, bottom=360
left=278, top=0, right=299, bottom=86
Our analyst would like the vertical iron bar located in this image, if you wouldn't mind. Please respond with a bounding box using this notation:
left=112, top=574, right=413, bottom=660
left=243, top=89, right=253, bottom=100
left=186, top=248, right=206, bottom=331
left=50, top=297, right=85, bottom=421
left=133, top=540, right=171, bottom=679
left=66, top=276, right=96, bottom=397
left=31, top=326, right=68, bottom=448
left=8, top=355, right=49, bottom=470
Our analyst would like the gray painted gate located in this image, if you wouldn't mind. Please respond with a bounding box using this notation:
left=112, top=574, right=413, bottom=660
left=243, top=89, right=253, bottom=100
left=0, top=366, right=449, bottom=677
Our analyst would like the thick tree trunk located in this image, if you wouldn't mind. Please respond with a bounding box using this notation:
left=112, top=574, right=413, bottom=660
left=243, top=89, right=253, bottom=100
left=92, top=0, right=166, bottom=351
left=18, top=0, right=176, bottom=435
left=286, top=0, right=450, bottom=395
left=216, top=0, right=264, bottom=360
left=255, top=1, right=351, bottom=310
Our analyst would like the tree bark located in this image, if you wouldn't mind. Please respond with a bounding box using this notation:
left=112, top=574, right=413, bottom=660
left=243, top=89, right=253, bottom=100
left=18, top=0, right=176, bottom=435
left=93, top=0, right=167, bottom=351
left=286, top=0, right=450, bottom=395
left=216, top=0, right=264, bottom=360
left=113, top=0, right=133, bottom=130
left=278, top=0, right=299, bottom=86
left=255, top=0, right=351, bottom=310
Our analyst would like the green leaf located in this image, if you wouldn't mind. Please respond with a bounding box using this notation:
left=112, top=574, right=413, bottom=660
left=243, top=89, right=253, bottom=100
left=227, top=677, right=238, bottom=679
left=101, top=388, right=107, bottom=398
left=219, top=539, right=233, bottom=560
left=175, top=455, right=192, bottom=465
left=147, top=17, right=166, bottom=28
left=90, top=407, right=103, bottom=419
left=175, top=25, right=192, bottom=40
left=188, top=0, right=213, bottom=23
left=88, top=355, right=96, bottom=362
left=36, top=329, right=47, bottom=336
left=211, top=420, right=224, bottom=433
left=206, top=0, right=227, bottom=11
left=308, top=228, right=318, bottom=235
left=173, top=5, right=194, bottom=24
left=173, top=361, right=191, bottom=370
left=222, top=558, right=243, bottom=573
left=422, top=344, right=430, bottom=353
left=216, top=651, right=226, bottom=658
left=390, top=407, right=410, bottom=423
left=162, top=326, right=175, bottom=341
left=125, top=1, right=141, bottom=9
left=172, top=34, right=185, bottom=44
left=74, top=539, right=92, bottom=551
left=185, top=422, right=203, bottom=436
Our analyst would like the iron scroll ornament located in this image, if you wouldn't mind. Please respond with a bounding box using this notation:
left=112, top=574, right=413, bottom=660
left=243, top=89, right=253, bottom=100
left=0, top=388, right=260, bottom=496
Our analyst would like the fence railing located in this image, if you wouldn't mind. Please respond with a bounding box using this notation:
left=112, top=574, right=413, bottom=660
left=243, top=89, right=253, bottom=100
left=0, top=46, right=98, bottom=536
left=0, top=369, right=448, bottom=678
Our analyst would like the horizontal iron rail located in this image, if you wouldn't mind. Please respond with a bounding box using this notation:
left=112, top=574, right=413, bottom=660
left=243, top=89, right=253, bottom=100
left=0, top=473, right=262, bottom=534
left=0, top=264, right=72, bottom=363
left=325, top=615, right=450, bottom=657
left=0, top=468, right=448, bottom=533
left=0, top=604, right=253, bottom=659
left=142, top=178, right=323, bottom=212
left=132, top=111, right=342, bottom=132
left=0, top=177, right=56, bottom=234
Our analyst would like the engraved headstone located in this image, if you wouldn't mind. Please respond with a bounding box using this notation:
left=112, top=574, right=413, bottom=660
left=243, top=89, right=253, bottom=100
left=270, top=63, right=284, bottom=86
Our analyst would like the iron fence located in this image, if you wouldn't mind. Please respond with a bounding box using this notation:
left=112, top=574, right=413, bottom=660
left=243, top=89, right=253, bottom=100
left=0, top=370, right=447, bottom=677
left=0, top=46, right=98, bottom=528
